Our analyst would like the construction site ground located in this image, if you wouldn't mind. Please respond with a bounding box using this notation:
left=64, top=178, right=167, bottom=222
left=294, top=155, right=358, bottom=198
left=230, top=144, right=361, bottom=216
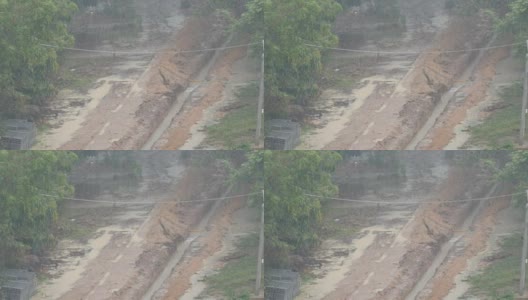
left=296, top=153, right=519, bottom=300
left=34, top=0, right=258, bottom=150
left=299, top=0, right=523, bottom=150
left=32, top=152, right=258, bottom=300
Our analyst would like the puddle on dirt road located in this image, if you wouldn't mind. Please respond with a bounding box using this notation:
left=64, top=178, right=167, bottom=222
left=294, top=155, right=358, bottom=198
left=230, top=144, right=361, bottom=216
left=300, top=0, right=449, bottom=150
left=300, top=75, right=396, bottom=149
left=36, top=77, right=122, bottom=149
left=35, top=153, right=188, bottom=299
left=299, top=153, right=450, bottom=299
left=299, top=225, right=401, bottom=299
left=36, top=0, right=187, bottom=150
left=34, top=230, right=114, bottom=299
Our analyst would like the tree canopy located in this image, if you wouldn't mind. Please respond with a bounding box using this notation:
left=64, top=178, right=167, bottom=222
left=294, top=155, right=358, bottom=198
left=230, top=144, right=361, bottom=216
left=0, top=0, right=77, bottom=119
left=264, top=0, right=342, bottom=118
left=498, top=150, right=528, bottom=205
left=448, top=0, right=528, bottom=54
left=264, top=150, right=341, bottom=266
left=0, top=151, right=77, bottom=268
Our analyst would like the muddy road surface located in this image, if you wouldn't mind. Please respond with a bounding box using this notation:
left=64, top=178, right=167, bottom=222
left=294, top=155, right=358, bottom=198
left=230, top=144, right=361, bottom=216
left=300, top=0, right=517, bottom=150
left=297, top=153, right=509, bottom=300
left=32, top=153, right=254, bottom=300
left=35, top=0, right=257, bottom=150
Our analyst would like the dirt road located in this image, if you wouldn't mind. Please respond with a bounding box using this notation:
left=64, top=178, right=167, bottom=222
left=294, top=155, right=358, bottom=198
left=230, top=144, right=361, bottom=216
left=297, top=154, right=502, bottom=300
left=300, top=0, right=448, bottom=150
left=298, top=152, right=448, bottom=299
left=143, top=194, right=256, bottom=299
left=408, top=186, right=510, bottom=300
left=154, top=36, right=258, bottom=150
left=139, top=184, right=255, bottom=299
left=32, top=153, right=233, bottom=300
left=300, top=0, right=514, bottom=150
left=35, top=0, right=255, bottom=150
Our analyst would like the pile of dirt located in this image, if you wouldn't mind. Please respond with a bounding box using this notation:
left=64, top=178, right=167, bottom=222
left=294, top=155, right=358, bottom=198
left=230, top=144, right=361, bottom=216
left=110, top=166, right=228, bottom=299
left=375, top=168, right=492, bottom=299
left=421, top=40, right=511, bottom=149
left=160, top=42, right=249, bottom=149
left=380, top=13, right=494, bottom=150
left=110, top=12, right=231, bottom=150
left=161, top=195, right=246, bottom=299
left=417, top=193, right=511, bottom=299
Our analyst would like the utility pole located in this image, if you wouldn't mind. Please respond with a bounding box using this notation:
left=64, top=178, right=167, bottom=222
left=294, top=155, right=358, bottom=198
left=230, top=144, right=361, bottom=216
left=255, top=189, right=265, bottom=295
left=519, top=41, right=528, bottom=144
left=520, top=191, right=528, bottom=295
left=256, top=40, right=265, bottom=147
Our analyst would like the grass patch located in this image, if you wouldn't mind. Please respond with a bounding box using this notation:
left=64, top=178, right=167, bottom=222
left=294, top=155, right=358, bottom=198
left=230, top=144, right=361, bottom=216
left=301, top=272, right=317, bottom=284
left=466, top=233, right=522, bottom=300
left=468, top=82, right=523, bottom=149
left=206, top=83, right=259, bottom=149
left=204, top=234, right=258, bottom=300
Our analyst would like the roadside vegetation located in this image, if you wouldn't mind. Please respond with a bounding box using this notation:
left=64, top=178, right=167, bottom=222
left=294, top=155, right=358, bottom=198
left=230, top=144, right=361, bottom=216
left=0, top=0, right=261, bottom=124
left=467, top=234, right=522, bottom=300
left=0, top=151, right=78, bottom=270
left=206, top=83, right=259, bottom=149
left=499, top=151, right=528, bottom=205
left=449, top=0, right=528, bottom=56
left=204, top=234, right=259, bottom=300
left=264, top=0, right=406, bottom=120
left=469, top=82, right=523, bottom=149
left=0, top=150, right=148, bottom=272
left=0, top=0, right=77, bottom=120
left=263, top=151, right=342, bottom=267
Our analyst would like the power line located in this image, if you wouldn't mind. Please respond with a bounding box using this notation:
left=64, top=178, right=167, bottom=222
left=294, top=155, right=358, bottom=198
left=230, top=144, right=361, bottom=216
left=188, top=79, right=258, bottom=84
left=40, top=191, right=259, bottom=205
left=305, top=191, right=523, bottom=205
left=38, top=42, right=259, bottom=55
left=304, top=41, right=524, bottom=55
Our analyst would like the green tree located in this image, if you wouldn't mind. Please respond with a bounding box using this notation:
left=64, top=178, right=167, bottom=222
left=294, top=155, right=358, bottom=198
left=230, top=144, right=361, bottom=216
left=500, top=0, right=528, bottom=55
left=0, top=151, right=77, bottom=268
left=264, top=0, right=342, bottom=117
left=264, top=151, right=341, bottom=267
left=0, top=0, right=77, bottom=118
left=448, top=0, right=528, bottom=55
left=499, top=150, right=528, bottom=205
